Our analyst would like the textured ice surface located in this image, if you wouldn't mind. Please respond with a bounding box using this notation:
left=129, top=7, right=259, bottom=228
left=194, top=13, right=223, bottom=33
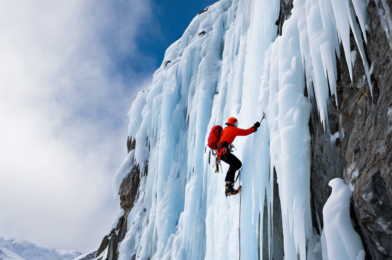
left=117, top=0, right=370, bottom=259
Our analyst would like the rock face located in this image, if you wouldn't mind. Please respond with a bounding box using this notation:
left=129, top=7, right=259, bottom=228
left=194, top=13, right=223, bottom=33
left=127, top=137, right=136, bottom=154
left=261, top=170, right=284, bottom=260
left=95, top=137, right=141, bottom=260
left=95, top=236, right=109, bottom=258
left=307, top=0, right=392, bottom=259
left=337, top=1, right=392, bottom=259
left=309, top=97, right=344, bottom=233
left=119, top=165, right=140, bottom=213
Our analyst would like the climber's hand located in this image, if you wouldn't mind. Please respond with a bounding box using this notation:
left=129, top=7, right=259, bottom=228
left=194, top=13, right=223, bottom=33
left=253, top=122, right=260, bottom=131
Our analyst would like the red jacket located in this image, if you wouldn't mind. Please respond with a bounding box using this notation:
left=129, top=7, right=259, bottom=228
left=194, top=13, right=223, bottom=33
left=217, top=126, right=255, bottom=158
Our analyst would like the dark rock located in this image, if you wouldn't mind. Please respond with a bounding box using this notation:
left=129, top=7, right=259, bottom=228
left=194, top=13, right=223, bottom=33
left=262, top=197, right=268, bottom=260
left=116, top=216, right=125, bottom=231
left=261, top=169, right=284, bottom=259
left=197, top=7, right=209, bottom=15
left=117, top=225, right=127, bottom=243
left=119, top=164, right=140, bottom=211
left=356, top=171, right=392, bottom=259
left=127, top=137, right=136, bottom=154
left=107, top=233, right=119, bottom=260
left=144, top=161, right=149, bottom=177
left=199, top=31, right=206, bottom=36
left=165, top=61, right=171, bottom=68
left=275, top=0, right=294, bottom=36
left=77, top=251, right=97, bottom=260
left=117, top=213, right=129, bottom=243
left=96, top=137, right=142, bottom=259
left=109, top=228, right=116, bottom=237
left=95, top=236, right=109, bottom=258
left=271, top=169, right=284, bottom=260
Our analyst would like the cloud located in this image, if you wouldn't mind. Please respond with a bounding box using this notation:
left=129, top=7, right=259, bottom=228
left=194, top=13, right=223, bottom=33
left=0, top=0, right=155, bottom=252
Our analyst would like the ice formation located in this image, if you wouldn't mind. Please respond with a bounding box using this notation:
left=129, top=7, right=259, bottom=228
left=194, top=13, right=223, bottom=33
left=114, top=0, right=371, bottom=259
left=321, top=179, right=365, bottom=260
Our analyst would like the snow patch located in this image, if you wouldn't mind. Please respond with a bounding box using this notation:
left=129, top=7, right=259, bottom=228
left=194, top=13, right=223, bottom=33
left=388, top=107, right=392, bottom=118
left=349, top=170, right=359, bottom=192
left=330, top=131, right=340, bottom=144
left=322, top=178, right=365, bottom=260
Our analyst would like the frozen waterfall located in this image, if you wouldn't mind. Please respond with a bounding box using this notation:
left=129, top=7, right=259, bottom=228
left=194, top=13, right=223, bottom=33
left=110, top=0, right=370, bottom=259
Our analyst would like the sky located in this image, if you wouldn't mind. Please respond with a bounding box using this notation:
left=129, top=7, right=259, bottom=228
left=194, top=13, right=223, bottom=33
left=0, top=0, right=215, bottom=254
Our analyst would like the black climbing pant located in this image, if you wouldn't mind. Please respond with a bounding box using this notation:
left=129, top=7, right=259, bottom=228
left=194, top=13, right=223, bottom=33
left=220, top=151, right=242, bottom=183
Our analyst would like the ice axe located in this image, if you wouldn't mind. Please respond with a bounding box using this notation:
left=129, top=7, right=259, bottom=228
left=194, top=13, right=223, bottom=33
left=260, top=112, right=266, bottom=123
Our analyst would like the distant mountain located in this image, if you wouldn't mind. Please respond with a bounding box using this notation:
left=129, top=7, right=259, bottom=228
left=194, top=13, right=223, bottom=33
left=0, top=237, right=82, bottom=260
left=72, top=251, right=96, bottom=260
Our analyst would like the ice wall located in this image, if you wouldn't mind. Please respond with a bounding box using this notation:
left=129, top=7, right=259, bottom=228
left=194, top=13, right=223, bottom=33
left=115, top=0, right=370, bottom=259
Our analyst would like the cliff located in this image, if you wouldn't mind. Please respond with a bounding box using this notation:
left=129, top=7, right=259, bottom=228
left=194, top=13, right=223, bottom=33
left=93, top=0, right=392, bottom=259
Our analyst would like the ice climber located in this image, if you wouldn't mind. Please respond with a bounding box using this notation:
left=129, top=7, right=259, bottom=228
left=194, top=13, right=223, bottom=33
left=217, top=117, right=260, bottom=196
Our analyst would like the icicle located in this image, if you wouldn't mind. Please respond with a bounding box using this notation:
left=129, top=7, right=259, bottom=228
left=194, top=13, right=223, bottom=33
left=348, top=0, right=373, bottom=95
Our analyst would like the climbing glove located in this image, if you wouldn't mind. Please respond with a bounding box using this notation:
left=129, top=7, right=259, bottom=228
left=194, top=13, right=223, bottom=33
left=253, top=121, right=260, bottom=131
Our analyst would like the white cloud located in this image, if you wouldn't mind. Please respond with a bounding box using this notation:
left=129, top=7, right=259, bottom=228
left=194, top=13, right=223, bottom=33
left=0, top=0, right=154, bottom=253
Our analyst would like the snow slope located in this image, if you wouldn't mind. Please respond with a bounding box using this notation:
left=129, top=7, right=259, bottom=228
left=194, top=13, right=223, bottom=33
left=0, top=237, right=81, bottom=260
left=114, top=0, right=370, bottom=259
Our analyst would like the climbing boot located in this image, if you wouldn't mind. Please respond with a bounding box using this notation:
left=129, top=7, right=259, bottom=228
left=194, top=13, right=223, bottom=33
left=225, top=183, right=241, bottom=196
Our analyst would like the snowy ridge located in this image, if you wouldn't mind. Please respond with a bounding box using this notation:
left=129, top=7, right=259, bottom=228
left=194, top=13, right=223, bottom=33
left=0, top=237, right=81, bottom=260
left=116, top=0, right=370, bottom=259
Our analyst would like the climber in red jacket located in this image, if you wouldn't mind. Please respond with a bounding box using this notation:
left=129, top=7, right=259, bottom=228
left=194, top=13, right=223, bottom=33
left=217, top=117, right=260, bottom=196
